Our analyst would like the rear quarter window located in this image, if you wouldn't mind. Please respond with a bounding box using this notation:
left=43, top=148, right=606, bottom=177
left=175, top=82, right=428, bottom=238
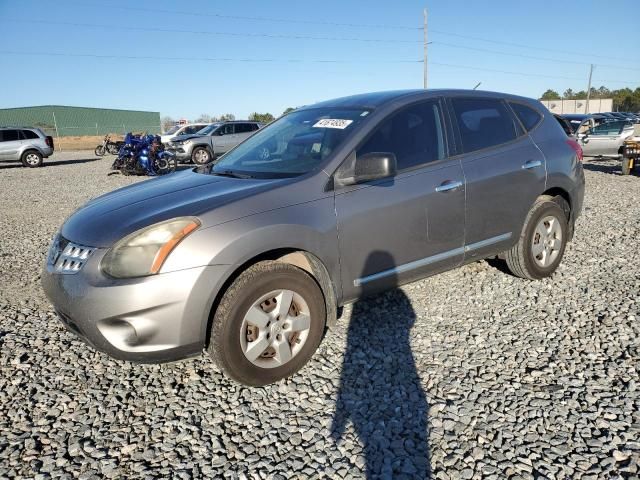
left=21, top=130, right=40, bottom=139
left=510, top=103, right=543, bottom=131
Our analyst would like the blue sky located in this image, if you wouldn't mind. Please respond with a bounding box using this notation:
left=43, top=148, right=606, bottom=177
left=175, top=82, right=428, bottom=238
left=0, top=0, right=638, bottom=119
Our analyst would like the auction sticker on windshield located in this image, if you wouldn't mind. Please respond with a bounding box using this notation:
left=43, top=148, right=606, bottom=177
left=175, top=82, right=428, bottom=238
left=313, top=119, right=353, bottom=129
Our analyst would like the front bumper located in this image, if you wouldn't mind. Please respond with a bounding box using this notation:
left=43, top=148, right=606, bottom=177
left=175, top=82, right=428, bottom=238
left=41, top=248, right=229, bottom=363
left=166, top=146, right=192, bottom=161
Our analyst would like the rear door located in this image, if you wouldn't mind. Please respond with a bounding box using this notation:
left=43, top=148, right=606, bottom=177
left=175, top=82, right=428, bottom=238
left=234, top=123, right=257, bottom=144
left=0, top=129, right=22, bottom=161
left=448, top=97, right=546, bottom=261
left=335, top=99, right=466, bottom=301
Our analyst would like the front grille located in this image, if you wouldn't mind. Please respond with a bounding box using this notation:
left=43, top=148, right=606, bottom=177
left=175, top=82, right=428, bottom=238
left=48, top=235, right=95, bottom=274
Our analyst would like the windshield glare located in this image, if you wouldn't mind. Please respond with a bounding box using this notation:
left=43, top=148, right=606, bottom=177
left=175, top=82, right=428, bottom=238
left=198, top=123, right=222, bottom=135
left=164, top=125, right=180, bottom=135
left=211, top=108, right=370, bottom=178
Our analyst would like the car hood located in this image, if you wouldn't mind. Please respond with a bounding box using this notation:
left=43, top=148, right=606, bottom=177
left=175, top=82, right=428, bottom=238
left=169, top=134, right=206, bottom=143
left=62, top=169, right=284, bottom=247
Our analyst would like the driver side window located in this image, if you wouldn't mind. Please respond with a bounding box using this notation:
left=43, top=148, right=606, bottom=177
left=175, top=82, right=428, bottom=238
left=589, top=121, right=625, bottom=136
left=356, top=100, right=445, bottom=171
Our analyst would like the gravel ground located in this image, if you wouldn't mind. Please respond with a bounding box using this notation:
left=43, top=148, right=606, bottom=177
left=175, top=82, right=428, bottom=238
left=0, top=152, right=639, bottom=479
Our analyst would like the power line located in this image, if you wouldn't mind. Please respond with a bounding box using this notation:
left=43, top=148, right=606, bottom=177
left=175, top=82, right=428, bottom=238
left=1, top=49, right=636, bottom=85
left=65, top=1, right=422, bottom=30
left=432, top=41, right=640, bottom=72
left=429, top=61, right=637, bottom=85
left=430, top=29, right=632, bottom=62
left=0, top=19, right=423, bottom=44
left=0, top=50, right=422, bottom=64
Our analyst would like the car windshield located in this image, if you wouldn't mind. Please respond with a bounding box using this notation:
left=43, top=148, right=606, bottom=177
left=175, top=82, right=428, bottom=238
left=164, top=125, right=180, bottom=135
left=197, top=123, right=223, bottom=135
left=210, top=108, right=371, bottom=178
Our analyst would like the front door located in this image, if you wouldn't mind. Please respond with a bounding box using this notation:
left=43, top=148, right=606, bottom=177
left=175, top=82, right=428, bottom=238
left=579, top=120, right=626, bottom=156
left=334, top=99, right=465, bottom=302
left=214, top=124, right=236, bottom=153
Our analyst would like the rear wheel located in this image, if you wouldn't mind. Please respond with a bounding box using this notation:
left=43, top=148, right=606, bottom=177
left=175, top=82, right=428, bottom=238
left=505, top=197, right=568, bottom=280
left=21, top=150, right=43, bottom=168
left=208, top=261, right=326, bottom=386
left=192, top=146, right=212, bottom=165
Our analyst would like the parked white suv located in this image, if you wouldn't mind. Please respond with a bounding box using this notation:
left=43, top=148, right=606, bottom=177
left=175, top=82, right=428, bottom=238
left=0, top=127, right=54, bottom=167
left=160, top=123, right=208, bottom=144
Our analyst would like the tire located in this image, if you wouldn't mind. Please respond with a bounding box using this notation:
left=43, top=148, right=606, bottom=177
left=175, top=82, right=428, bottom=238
left=191, top=146, right=212, bottom=165
left=95, top=145, right=106, bottom=156
left=21, top=150, right=43, bottom=168
left=504, top=197, right=569, bottom=280
left=208, top=261, right=326, bottom=386
left=621, top=156, right=632, bottom=176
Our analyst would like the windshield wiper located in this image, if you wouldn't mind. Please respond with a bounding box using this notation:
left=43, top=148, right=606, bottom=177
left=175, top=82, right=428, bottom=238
left=212, top=170, right=254, bottom=179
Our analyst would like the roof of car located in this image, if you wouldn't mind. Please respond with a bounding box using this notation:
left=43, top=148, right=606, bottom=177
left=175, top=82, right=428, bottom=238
left=299, top=89, right=538, bottom=110
left=560, top=114, right=605, bottom=119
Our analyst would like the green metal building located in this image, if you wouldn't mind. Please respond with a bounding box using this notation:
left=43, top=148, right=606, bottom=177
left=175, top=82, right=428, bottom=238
left=0, top=105, right=160, bottom=136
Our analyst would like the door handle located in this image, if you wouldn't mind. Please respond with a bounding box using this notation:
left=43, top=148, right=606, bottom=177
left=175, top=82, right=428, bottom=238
left=522, top=159, right=542, bottom=170
left=435, top=180, right=463, bottom=192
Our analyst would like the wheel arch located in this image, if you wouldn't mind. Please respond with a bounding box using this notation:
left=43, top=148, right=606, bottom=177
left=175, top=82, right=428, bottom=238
left=203, top=248, right=338, bottom=349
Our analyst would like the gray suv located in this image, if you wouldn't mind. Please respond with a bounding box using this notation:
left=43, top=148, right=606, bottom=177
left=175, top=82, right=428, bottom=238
left=0, top=127, right=54, bottom=167
left=42, top=90, right=585, bottom=386
left=167, top=121, right=262, bottom=165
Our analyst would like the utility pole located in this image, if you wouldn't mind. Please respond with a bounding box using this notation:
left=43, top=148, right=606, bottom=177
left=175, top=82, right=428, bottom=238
left=423, top=8, right=428, bottom=89
left=585, top=64, right=594, bottom=114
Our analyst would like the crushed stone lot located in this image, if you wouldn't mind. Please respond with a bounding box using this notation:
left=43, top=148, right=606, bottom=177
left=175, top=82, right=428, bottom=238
left=0, top=152, right=639, bottom=479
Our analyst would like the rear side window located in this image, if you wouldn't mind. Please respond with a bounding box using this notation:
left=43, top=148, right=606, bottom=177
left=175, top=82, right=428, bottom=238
left=235, top=123, right=254, bottom=133
left=21, top=130, right=39, bottom=139
left=451, top=98, right=517, bottom=153
left=357, top=100, right=445, bottom=171
left=0, top=129, right=20, bottom=142
left=510, top=103, right=543, bottom=131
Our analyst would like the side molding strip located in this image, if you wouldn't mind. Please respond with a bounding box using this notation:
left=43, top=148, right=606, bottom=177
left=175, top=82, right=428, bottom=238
left=353, top=232, right=512, bottom=287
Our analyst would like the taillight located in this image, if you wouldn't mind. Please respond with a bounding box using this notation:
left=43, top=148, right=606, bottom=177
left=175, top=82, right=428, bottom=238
left=45, top=136, right=54, bottom=148
left=566, top=139, right=583, bottom=162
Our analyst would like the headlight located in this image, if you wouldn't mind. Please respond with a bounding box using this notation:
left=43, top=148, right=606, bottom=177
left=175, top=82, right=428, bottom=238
left=101, top=217, right=200, bottom=278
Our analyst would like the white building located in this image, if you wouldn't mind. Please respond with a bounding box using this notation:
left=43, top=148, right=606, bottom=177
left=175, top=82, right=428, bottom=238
left=539, top=98, right=613, bottom=114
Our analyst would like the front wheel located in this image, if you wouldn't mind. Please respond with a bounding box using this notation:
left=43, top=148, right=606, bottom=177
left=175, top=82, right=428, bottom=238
left=191, top=146, right=212, bottom=165
left=504, top=197, right=568, bottom=280
left=95, top=145, right=106, bottom=156
left=208, top=261, right=326, bottom=386
left=621, top=157, right=633, bottom=176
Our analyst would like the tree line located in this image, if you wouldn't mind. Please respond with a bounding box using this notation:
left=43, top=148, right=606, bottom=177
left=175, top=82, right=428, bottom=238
left=540, top=86, right=640, bottom=111
left=161, top=107, right=297, bottom=131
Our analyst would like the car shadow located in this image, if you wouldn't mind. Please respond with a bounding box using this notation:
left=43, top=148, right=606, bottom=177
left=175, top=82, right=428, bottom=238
left=331, top=251, right=431, bottom=479
left=0, top=158, right=102, bottom=169
left=581, top=159, right=625, bottom=175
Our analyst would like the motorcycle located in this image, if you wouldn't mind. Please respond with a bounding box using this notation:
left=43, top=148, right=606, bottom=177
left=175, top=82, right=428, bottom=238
left=110, top=133, right=176, bottom=176
left=94, top=134, right=124, bottom=156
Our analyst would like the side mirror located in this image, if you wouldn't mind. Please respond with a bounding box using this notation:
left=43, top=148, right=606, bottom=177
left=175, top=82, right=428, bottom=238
left=342, top=152, right=397, bottom=185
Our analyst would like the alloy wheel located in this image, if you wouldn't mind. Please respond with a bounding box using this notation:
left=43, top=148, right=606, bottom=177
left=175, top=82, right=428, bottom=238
left=239, top=289, right=311, bottom=368
left=531, top=215, right=563, bottom=268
